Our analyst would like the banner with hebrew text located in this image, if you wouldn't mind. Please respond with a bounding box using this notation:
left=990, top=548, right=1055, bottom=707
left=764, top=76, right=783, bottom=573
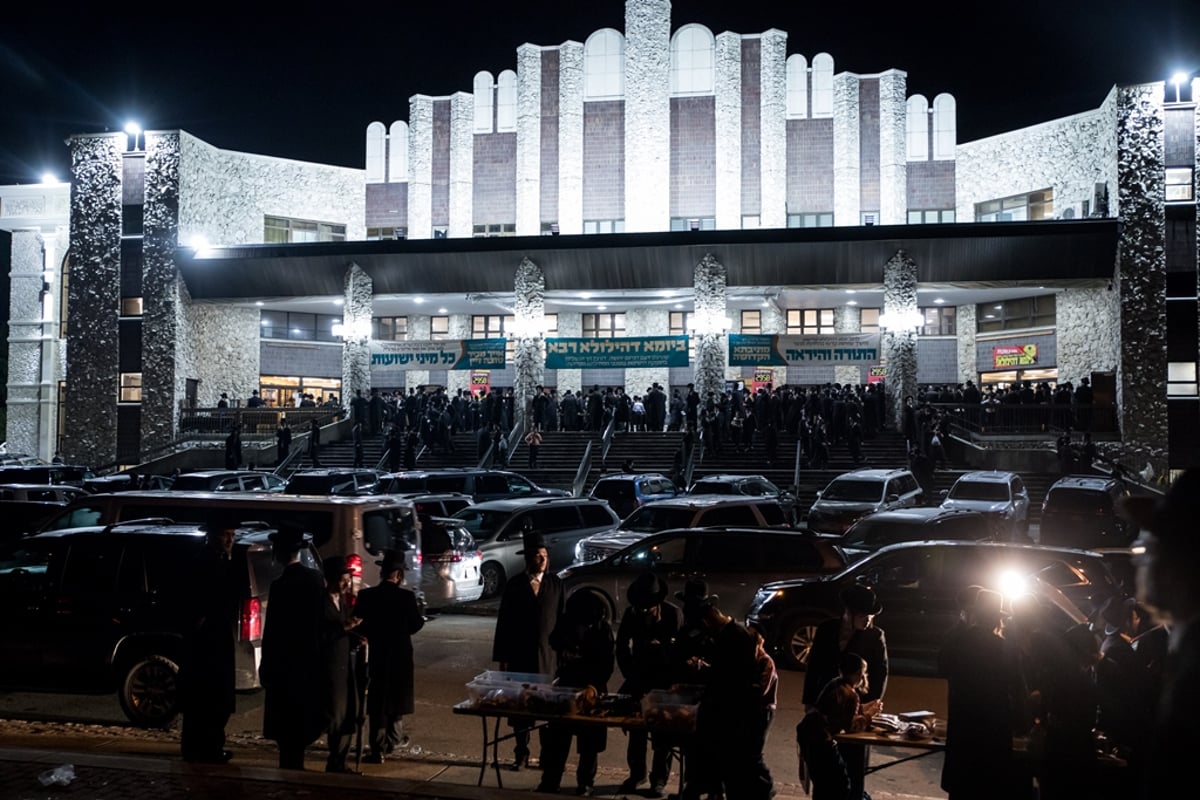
left=370, top=339, right=507, bottom=374
left=544, top=336, right=690, bottom=368
left=728, top=333, right=881, bottom=367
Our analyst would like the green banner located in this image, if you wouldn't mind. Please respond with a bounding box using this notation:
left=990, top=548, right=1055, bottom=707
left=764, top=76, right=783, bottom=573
left=369, top=338, right=507, bottom=374
left=545, top=336, right=690, bottom=368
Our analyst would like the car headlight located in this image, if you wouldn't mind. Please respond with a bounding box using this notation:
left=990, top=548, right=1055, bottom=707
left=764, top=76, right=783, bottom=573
left=749, top=588, right=782, bottom=617
left=558, top=567, right=574, bottom=580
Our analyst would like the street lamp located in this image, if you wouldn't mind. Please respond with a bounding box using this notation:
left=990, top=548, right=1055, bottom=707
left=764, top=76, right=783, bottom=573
left=1170, top=72, right=1188, bottom=103
left=124, top=121, right=142, bottom=151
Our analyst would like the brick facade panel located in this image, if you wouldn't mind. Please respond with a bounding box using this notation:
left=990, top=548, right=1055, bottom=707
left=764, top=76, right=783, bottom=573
left=907, top=160, right=956, bottom=210
left=473, top=133, right=517, bottom=224
left=366, top=183, right=408, bottom=229
left=916, top=337, right=959, bottom=384
left=740, top=39, right=761, bottom=214
left=859, top=79, right=880, bottom=214
left=432, top=100, right=450, bottom=226
left=541, top=53, right=560, bottom=224
left=788, top=119, right=834, bottom=212
left=583, top=101, right=625, bottom=220
left=671, top=96, right=716, bottom=218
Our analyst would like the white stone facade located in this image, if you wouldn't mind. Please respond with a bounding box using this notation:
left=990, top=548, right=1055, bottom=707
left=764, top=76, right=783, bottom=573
left=878, top=70, right=908, bottom=225
left=624, top=0, right=671, bottom=232
left=833, top=73, right=861, bottom=225
left=714, top=32, right=742, bottom=231
left=1056, top=288, right=1120, bottom=385
left=759, top=30, right=788, bottom=230
left=516, top=45, right=542, bottom=237
left=557, top=42, right=585, bottom=236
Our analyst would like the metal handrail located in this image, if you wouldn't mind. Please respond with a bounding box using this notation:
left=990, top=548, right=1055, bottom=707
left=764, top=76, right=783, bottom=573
left=572, top=440, right=594, bottom=498
left=928, top=402, right=1116, bottom=436
left=683, top=430, right=703, bottom=489
left=273, top=433, right=309, bottom=477
left=505, top=419, right=526, bottom=465
left=600, top=416, right=617, bottom=463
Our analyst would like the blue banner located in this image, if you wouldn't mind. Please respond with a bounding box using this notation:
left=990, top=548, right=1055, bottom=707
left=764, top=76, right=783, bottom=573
left=369, top=338, right=507, bottom=373
left=545, top=336, right=690, bottom=368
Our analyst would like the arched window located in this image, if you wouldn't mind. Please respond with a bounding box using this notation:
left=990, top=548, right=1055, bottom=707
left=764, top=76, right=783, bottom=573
left=933, top=93, right=957, bottom=160
left=906, top=95, right=929, bottom=161
left=584, top=29, right=625, bottom=100
left=497, top=70, right=517, bottom=132
left=786, top=54, right=808, bottom=119
left=388, top=121, right=409, bottom=183
left=473, top=71, right=494, bottom=134
left=811, top=52, right=834, bottom=117
left=365, top=121, right=386, bottom=183
left=670, top=24, right=715, bottom=96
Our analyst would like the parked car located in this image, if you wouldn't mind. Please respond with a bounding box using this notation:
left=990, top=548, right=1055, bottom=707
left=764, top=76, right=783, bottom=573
left=574, top=495, right=792, bottom=564
left=1039, top=474, right=1138, bottom=549
left=805, top=468, right=925, bottom=535
left=559, top=527, right=847, bottom=622
left=0, top=464, right=94, bottom=488
left=688, top=473, right=799, bottom=524
left=378, top=468, right=569, bottom=503
left=0, top=483, right=89, bottom=504
left=836, top=507, right=998, bottom=563
left=284, top=468, right=385, bottom=496
left=0, top=520, right=321, bottom=727
left=747, top=540, right=1121, bottom=672
left=588, top=472, right=680, bottom=519
left=170, top=470, right=287, bottom=493
left=452, top=497, right=621, bottom=598
left=0, top=500, right=68, bottom=542
left=393, top=491, right=475, bottom=520
left=416, top=516, right=484, bottom=610
left=83, top=474, right=175, bottom=493
left=938, top=470, right=1031, bottom=540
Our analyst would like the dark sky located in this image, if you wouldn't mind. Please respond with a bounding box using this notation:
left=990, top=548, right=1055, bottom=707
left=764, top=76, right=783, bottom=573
left=1, top=1, right=1198, bottom=186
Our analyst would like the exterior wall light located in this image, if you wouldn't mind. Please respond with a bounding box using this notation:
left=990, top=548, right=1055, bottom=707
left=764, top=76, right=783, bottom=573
left=1171, top=72, right=1189, bottom=103
left=124, top=122, right=143, bottom=151
left=878, top=309, right=924, bottom=331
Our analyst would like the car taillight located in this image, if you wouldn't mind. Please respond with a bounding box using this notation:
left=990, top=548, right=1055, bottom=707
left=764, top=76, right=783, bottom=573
left=240, top=597, right=262, bottom=641
left=346, top=553, right=363, bottom=579
left=415, top=551, right=423, bottom=567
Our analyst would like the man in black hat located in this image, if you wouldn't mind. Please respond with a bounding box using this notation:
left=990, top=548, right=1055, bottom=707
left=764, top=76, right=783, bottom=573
left=491, top=528, right=565, bottom=769
left=353, top=549, right=425, bottom=764
left=671, top=579, right=719, bottom=800
left=179, top=511, right=241, bottom=764
left=616, top=572, right=680, bottom=795
left=1120, top=469, right=1200, bottom=800
left=260, top=527, right=326, bottom=769
left=320, top=556, right=363, bottom=773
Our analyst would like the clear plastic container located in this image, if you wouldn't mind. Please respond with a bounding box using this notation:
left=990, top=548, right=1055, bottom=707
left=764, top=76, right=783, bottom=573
left=472, top=670, right=552, bottom=685
left=640, top=690, right=700, bottom=732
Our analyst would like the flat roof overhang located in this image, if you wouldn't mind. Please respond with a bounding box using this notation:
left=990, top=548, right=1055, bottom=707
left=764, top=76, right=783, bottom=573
left=177, top=219, right=1120, bottom=300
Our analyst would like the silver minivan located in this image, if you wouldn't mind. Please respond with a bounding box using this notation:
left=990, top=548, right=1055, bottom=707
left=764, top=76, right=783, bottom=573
left=805, top=468, right=925, bottom=536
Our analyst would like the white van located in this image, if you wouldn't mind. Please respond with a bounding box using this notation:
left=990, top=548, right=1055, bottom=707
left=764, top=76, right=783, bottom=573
left=39, top=491, right=438, bottom=599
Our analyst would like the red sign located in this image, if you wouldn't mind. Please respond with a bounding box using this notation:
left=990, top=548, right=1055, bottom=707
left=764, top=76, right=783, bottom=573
left=470, top=370, right=491, bottom=396
left=867, top=366, right=886, bottom=385
left=752, top=368, right=774, bottom=393
left=992, top=344, right=1038, bottom=369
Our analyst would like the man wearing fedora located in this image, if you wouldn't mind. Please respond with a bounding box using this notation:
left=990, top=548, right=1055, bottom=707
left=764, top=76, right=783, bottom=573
left=616, top=572, right=681, bottom=796
left=1120, top=469, right=1200, bottom=800
left=260, top=527, right=326, bottom=769
left=802, top=585, right=888, bottom=800
left=672, top=579, right=720, bottom=800
left=320, top=556, right=364, bottom=774
left=353, top=549, right=425, bottom=764
left=492, top=528, right=565, bottom=770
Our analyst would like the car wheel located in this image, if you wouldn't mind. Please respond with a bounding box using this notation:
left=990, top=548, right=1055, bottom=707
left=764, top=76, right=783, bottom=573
left=480, top=561, right=506, bottom=599
left=779, top=616, right=819, bottom=671
left=118, top=653, right=180, bottom=728
left=578, top=587, right=616, bottom=624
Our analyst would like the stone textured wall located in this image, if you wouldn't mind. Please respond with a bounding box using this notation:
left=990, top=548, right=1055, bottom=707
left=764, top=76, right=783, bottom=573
left=1056, top=287, right=1120, bottom=385
left=513, top=258, right=546, bottom=427
left=714, top=32, right=742, bottom=230
left=882, top=251, right=918, bottom=430
left=956, top=304, right=977, bottom=383
left=790, top=119, right=835, bottom=212
left=184, top=303, right=260, bottom=405
left=65, top=134, right=123, bottom=467
left=670, top=97, right=716, bottom=217
left=6, top=231, right=48, bottom=456
left=739, top=39, right=761, bottom=215
left=516, top=45, right=542, bottom=236
left=445, top=315, right=473, bottom=396
left=558, top=43, right=584, bottom=235
left=878, top=70, right=907, bottom=225
left=555, top=312, right=583, bottom=394
left=833, top=304, right=862, bottom=386
left=833, top=74, right=861, bottom=225
left=449, top=93, right=474, bottom=238
left=342, top=264, right=373, bottom=401
left=583, top=102, right=625, bottom=220
left=406, top=315, right=432, bottom=390
left=694, top=254, right=727, bottom=401
left=141, top=132, right=182, bottom=453
left=956, top=98, right=1118, bottom=221
left=625, top=306, right=669, bottom=393
left=759, top=29, right=787, bottom=229
left=624, top=0, right=671, bottom=231
left=1115, top=84, right=1168, bottom=473
left=408, top=97, right=434, bottom=239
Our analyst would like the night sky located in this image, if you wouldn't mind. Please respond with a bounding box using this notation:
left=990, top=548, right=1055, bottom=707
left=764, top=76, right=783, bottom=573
left=1, top=0, right=1198, bottom=186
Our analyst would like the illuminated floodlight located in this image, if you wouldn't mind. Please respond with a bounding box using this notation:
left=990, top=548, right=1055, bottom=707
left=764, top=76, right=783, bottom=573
left=124, top=121, right=143, bottom=151
left=1170, top=72, right=1189, bottom=102
left=332, top=298, right=344, bottom=306
left=40, top=172, right=58, bottom=185
left=413, top=296, right=425, bottom=304
left=994, top=569, right=1028, bottom=599
left=189, top=235, right=211, bottom=256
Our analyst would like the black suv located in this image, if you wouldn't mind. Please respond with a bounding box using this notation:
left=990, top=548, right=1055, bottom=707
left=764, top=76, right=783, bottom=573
left=747, top=540, right=1120, bottom=672
left=1039, top=474, right=1138, bottom=549
left=284, top=468, right=385, bottom=496
left=0, top=520, right=320, bottom=727
left=687, top=473, right=799, bottom=524
left=377, top=469, right=569, bottom=503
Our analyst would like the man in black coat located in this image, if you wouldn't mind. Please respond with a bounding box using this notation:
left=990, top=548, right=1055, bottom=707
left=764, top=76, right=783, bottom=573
left=351, top=389, right=370, bottom=428
left=224, top=424, right=242, bottom=470
left=179, top=512, right=241, bottom=764
left=275, top=420, right=292, bottom=467
left=260, top=528, right=326, bottom=769
left=320, top=556, right=363, bottom=773
left=353, top=549, right=425, bottom=764
left=491, top=530, right=566, bottom=769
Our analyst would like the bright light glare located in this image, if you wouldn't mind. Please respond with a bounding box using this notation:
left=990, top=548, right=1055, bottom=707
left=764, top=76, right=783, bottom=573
left=40, top=172, right=58, bottom=185
left=995, top=570, right=1028, bottom=598
left=1171, top=72, right=1188, bottom=86
left=124, top=121, right=142, bottom=136
left=332, top=298, right=344, bottom=306
left=189, top=235, right=210, bottom=256
left=413, top=297, right=425, bottom=304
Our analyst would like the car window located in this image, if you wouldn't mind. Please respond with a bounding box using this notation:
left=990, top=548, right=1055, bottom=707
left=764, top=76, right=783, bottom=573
left=264, top=475, right=286, bottom=491
left=579, top=504, right=618, bottom=527
left=822, top=479, right=885, bottom=502
left=1047, top=488, right=1111, bottom=513
left=886, top=479, right=903, bottom=498
left=844, top=519, right=925, bottom=547
left=241, top=475, right=267, bottom=491
left=699, top=505, right=759, bottom=527
left=621, top=506, right=697, bottom=533
left=862, top=550, right=923, bottom=588
left=505, top=475, right=536, bottom=495
left=1012, top=477, right=1026, bottom=496
left=0, top=538, right=56, bottom=592
left=217, top=478, right=242, bottom=492
left=428, top=475, right=469, bottom=493
left=140, top=540, right=205, bottom=598
left=26, top=489, right=59, bottom=502
left=625, top=536, right=687, bottom=567
left=387, top=477, right=428, bottom=493
left=900, top=475, right=920, bottom=494
left=592, top=481, right=635, bottom=502
left=949, top=481, right=1009, bottom=501
left=362, top=508, right=418, bottom=556
left=762, top=535, right=831, bottom=569
left=531, top=506, right=581, bottom=532
left=61, top=539, right=123, bottom=593
left=44, top=503, right=105, bottom=531
left=454, top=508, right=507, bottom=539
left=692, top=534, right=760, bottom=570
left=756, top=503, right=787, bottom=526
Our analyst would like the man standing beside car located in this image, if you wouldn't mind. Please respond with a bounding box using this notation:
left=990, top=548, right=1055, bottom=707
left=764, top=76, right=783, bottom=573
left=179, top=512, right=240, bottom=764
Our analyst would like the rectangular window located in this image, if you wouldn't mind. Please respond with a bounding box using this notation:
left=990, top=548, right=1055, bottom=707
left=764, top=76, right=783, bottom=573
left=430, top=315, right=451, bottom=341
left=119, top=372, right=143, bottom=403
left=583, top=219, right=625, bottom=235
left=373, top=316, right=408, bottom=341
left=670, top=217, right=717, bottom=232
left=860, top=307, right=881, bottom=334
left=259, top=311, right=342, bottom=342
left=670, top=311, right=694, bottom=360
left=976, top=294, right=1056, bottom=333
left=582, top=312, right=626, bottom=338
left=366, top=227, right=406, bottom=240
left=908, top=209, right=956, bottom=224
left=786, top=308, right=835, bottom=335
left=541, top=222, right=561, bottom=236
left=1168, top=362, right=1198, bottom=396
left=740, top=310, right=762, bottom=334
left=264, top=215, right=346, bottom=243
left=121, top=297, right=144, bottom=317
left=472, top=223, right=517, bottom=238
left=861, top=212, right=879, bottom=226
left=1166, top=168, right=1195, bottom=202
left=741, top=215, right=761, bottom=230
left=787, top=213, right=834, bottom=228
left=919, top=306, right=957, bottom=336
left=975, top=190, right=1054, bottom=222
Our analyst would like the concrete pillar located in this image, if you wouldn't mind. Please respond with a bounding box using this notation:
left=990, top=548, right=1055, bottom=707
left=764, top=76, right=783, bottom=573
left=407, top=315, right=431, bottom=391
left=755, top=301, right=788, bottom=388
left=878, top=69, right=908, bottom=226
left=555, top=312, right=583, bottom=394
left=714, top=33, right=742, bottom=231
left=447, top=315, right=472, bottom=397
left=141, top=131, right=182, bottom=454
left=833, top=73, right=861, bottom=226
left=342, top=263, right=373, bottom=401
left=625, top=307, right=669, bottom=395
left=408, top=96, right=434, bottom=240
left=513, top=258, right=547, bottom=430
left=516, top=44, right=543, bottom=236
left=834, top=305, right=862, bottom=386
left=882, top=251, right=919, bottom=431
left=955, top=304, right=979, bottom=385
left=448, top=92, right=474, bottom=239
left=624, top=0, right=671, bottom=232
left=693, top=254, right=728, bottom=402
left=558, top=42, right=585, bottom=236
left=6, top=231, right=52, bottom=459
left=759, top=29, right=788, bottom=229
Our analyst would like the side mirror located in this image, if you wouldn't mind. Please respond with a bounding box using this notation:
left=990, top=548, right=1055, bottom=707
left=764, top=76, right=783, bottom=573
left=887, top=494, right=900, bottom=503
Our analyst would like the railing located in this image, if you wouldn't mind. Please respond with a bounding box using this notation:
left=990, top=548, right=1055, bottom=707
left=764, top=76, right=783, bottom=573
left=572, top=440, right=594, bottom=498
left=273, top=433, right=310, bottom=478
left=178, top=407, right=342, bottom=439
left=930, top=403, right=1118, bottom=436
left=376, top=448, right=391, bottom=471
left=600, top=416, right=617, bottom=464
left=683, top=430, right=702, bottom=489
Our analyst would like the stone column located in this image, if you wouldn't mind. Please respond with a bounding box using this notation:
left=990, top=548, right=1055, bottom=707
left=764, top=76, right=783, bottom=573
left=714, top=32, right=742, bottom=231
left=625, top=307, right=668, bottom=396
left=447, top=315, right=472, bottom=397
left=693, top=254, right=727, bottom=402
left=882, top=251, right=919, bottom=431
left=759, top=29, right=787, bottom=229
left=556, top=312, right=583, bottom=395
left=408, top=96, right=434, bottom=240
left=624, top=0, right=671, bottom=232
left=406, top=315, right=431, bottom=391
left=756, top=301, right=788, bottom=388
left=878, top=69, right=908, bottom=226
left=955, top=304, right=979, bottom=385
left=516, top=44, right=543, bottom=236
left=558, top=42, right=584, bottom=236
left=1115, top=84, right=1168, bottom=474
left=342, top=263, right=373, bottom=402
left=834, top=305, right=862, bottom=386
left=833, top=73, right=861, bottom=226
left=64, top=133, right=123, bottom=468
left=6, top=231, right=50, bottom=458
left=513, top=258, right=546, bottom=430
left=448, top=92, right=474, bottom=239
left=141, top=131, right=181, bottom=454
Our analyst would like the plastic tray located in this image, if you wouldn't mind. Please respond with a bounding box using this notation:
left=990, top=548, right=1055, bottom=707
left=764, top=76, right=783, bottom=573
left=472, top=670, right=552, bottom=685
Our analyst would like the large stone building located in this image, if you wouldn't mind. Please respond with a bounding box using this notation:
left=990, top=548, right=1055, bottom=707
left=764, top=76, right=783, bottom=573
left=2, top=0, right=1196, bottom=474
